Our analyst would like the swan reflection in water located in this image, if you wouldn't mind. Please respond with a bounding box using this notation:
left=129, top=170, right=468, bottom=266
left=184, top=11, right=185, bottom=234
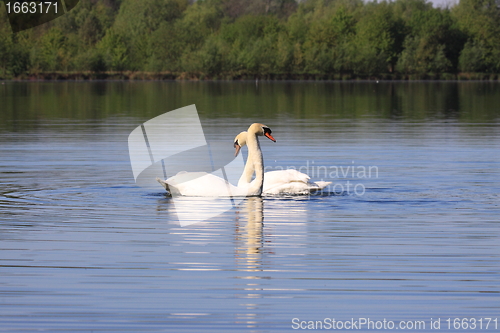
left=156, top=194, right=309, bottom=328
left=234, top=196, right=266, bottom=329
left=235, top=196, right=265, bottom=271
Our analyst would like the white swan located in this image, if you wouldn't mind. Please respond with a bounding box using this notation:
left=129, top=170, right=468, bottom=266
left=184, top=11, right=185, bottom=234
left=234, top=131, right=331, bottom=195
left=156, top=123, right=276, bottom=197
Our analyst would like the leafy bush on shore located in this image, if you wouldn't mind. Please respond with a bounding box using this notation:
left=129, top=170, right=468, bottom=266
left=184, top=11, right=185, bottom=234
left=1, top=0, right=500, bottom=79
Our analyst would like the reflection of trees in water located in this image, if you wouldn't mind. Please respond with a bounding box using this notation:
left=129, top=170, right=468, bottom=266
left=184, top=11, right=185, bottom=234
left=2, top=82, right=499, bottom=132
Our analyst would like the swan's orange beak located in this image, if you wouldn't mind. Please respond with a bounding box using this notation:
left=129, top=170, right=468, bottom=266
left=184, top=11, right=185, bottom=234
left=265, top=132, right=276, bottom=142
left=234, top=142, right=241, bottom=157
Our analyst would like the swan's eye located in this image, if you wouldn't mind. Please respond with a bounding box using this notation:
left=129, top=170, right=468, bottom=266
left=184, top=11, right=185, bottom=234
left=262, top=127, right=272, bottom=135
left=234, top=140, right=240, bottom=148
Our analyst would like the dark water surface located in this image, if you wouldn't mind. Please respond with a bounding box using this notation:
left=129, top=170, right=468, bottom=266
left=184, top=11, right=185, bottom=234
left=1, top=82, right=499, bottom=332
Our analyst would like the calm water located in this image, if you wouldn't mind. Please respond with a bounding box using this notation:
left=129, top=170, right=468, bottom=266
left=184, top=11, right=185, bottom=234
left=1, top=81, right=499, bottom=332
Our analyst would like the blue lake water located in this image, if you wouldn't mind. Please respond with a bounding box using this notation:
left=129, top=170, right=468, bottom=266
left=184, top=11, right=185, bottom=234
left=0, top=81, right=499, bottom=332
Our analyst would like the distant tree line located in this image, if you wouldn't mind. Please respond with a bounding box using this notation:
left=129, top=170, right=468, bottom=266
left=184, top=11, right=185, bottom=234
left=1, top=0, right=500, bottom=79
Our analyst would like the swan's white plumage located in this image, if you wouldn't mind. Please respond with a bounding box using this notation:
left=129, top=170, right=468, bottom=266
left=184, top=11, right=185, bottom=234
left=262, top=169, right=331, bottom=195
left=157, top=172, right=252, bottom=197
left=234, top=131, right=331, bottom=195
left=157, top=123, right=273, bottom=197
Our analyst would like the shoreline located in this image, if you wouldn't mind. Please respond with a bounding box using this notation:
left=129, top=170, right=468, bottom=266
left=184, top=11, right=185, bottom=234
left=2, top=72, right=500, bottom=82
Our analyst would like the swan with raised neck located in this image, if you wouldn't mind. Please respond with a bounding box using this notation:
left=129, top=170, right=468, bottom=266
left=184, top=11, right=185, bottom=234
left=156, top=123, right=275, bottom=196
left=237, top=123, right=276, bottom=195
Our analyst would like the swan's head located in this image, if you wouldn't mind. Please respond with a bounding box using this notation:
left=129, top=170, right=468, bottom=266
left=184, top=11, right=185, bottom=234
left=233, top=131, right=247, bottom=157
left=234, top=124, right=276, bottom=156
left=248, top=123, right=276, bottom=142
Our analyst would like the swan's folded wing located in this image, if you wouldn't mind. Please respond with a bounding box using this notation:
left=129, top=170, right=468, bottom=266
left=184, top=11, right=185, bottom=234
left=262, top=169, right=331, bottom=195
left=263, top=181, right=313, bottom=195
left=263, top=169, right=310, bottom=190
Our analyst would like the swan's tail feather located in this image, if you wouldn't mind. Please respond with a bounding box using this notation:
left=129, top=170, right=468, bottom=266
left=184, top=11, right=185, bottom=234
left=156, top=177, right=170, bottom=192
left=312, top=181, right=332, bottom=190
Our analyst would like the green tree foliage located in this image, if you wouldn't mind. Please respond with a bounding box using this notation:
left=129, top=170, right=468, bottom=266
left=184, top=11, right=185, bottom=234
left=459, top=40, right=487, bottom=72
left=452, top=0, right=500, bottom=72
left=34, top=28, right=68, bottom=71
left=0, top=31, right=31, bottom=76
left=221, top=0, right=297, bottom=18
left=1, top=0, right=500, bottom=78
left=97, top=29, right=128, bottom=71
left=352, top=1, right=404, bottom=74
left=302, top=4, right=357, bottom=73
left=212, top=15, right=285, bottom=74
left=109, top=0, right=188, bottom=70
left=396, top=3, right=460, bottom=73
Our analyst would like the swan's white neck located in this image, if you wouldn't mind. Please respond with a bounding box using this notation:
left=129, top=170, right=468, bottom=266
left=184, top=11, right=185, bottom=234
left=238, top=128, right=264, bottom=196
